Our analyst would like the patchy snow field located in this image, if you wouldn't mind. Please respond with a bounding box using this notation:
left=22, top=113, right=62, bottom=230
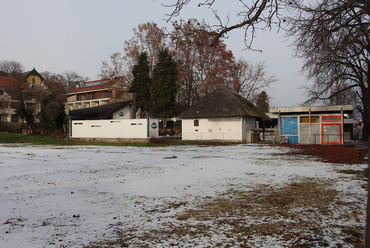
left=0, top=144, right=367, bottom=247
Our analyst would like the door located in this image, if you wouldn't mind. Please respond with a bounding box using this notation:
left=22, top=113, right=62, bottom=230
left=212, top=119, right=222, bottom=140
left=321, top=123, right=342, bottom=145
left=281, top=117, right=298, bottom=144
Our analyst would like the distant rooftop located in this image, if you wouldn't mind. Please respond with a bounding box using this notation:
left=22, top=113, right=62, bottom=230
left=270, top=105, right=353, bottom=114
left=79, top=79, right=109, bottom=88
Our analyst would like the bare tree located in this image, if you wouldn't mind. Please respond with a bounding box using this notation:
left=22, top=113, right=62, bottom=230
left=100, top=22, right=167, bottom=81
left=163, top=0, right=283, bottom=49
left=99, top=53, right=126, bottom=79
left=41, top=71, right=85, bottom=83
left=40, top=71, right=65, bottom=82
left=63, top=70, right=86, bottom=82
left=286, top=0, right=370, bottom=141
left=237, top=59, right=276, bottom=101
left=0, top=60, right=24, bottom=76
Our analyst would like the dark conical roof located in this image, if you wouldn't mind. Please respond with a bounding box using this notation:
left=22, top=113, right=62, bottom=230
left=179, top=87, right=270, bottom=120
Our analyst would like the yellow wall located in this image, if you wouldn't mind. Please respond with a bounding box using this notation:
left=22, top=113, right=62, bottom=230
left=26, top=75, right=42, bottom=85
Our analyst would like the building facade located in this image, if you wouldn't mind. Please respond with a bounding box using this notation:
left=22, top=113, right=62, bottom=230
left=270, top=105, right=354, bottom=145
left=66, top=77, right=130, bottom=111
left=180, top=87, right=270, bottom=143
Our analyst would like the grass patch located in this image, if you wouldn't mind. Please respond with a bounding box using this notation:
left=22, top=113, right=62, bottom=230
left=0, top=132, right=244, bottom=147
left=0, top=132, right=63, bottom=145
left=337, top=168, right=368, bottom=179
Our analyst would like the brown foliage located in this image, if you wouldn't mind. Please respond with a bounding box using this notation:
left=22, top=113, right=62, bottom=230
left=284, top=145, right=367, bottom=164
left=172, top=19, right=240, bottom=109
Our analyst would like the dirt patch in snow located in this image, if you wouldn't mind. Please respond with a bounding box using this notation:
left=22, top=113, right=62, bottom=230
left=281, top=145, right=368, bottom=165
left=87, top=178, right=365, bottom=247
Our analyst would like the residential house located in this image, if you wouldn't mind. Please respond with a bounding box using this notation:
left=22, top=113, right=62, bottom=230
left=0, top=76, right=34, bottom=123
left=22, top=68, right=44, bottom=86
left=0, top=68, right=65, bottom=132
left=179, top=87, right=270, bottom=142
left=66, top=77, right=130, bottom=112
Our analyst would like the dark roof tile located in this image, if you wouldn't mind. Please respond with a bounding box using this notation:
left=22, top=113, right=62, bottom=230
left=69, top=100, right=133, bottom=120
left=179, top=87, right=270, bottom=120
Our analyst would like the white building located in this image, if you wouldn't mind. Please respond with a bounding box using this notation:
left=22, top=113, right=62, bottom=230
left=179, top=87, right=270, bottom=143
left=69, top=100, right=159, bottom=140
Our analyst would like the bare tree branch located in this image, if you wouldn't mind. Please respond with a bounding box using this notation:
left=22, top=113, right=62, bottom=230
left=164, top=0, right=282, bottom=49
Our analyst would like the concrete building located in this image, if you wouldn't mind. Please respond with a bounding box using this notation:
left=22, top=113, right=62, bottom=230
left=270, top=105, right=354, bottom=145
left=66, top=77, right=130, bottom=111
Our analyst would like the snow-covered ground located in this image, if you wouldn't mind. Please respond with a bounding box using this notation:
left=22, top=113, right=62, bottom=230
left=0, top=144, right=367, bottom=247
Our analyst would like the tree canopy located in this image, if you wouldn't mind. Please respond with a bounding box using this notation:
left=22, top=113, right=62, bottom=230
left=0, top=60, right=24, bottom=76
left=101, top=20, right=275, bottom=113
left=129, top=52, right=152, bottom=113
left=286, top=0, right=370, bottom=140
left=164, top=0, right=282, bottom=49
left=151, top=49, right=178, bottom=116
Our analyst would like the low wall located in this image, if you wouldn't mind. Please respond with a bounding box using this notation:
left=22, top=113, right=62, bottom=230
left=70, top=138, right=150, bottom=143
left=71, top=119, right=159, bottom=139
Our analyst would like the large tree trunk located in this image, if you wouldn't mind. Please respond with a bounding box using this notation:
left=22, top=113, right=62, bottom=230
left=362, top=89, right=370, bottom=142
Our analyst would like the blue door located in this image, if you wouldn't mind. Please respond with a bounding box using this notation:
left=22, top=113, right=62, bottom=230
left=281, top=117, right=298, bottom=144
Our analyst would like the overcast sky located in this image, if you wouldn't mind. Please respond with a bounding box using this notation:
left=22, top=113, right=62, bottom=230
left=0, top=0, right=309, bottom=107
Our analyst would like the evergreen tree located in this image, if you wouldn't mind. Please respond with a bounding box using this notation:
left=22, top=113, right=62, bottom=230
left=253, top=91, right=269, bottom=113
left=37, top=82, right=67, bottom=134
left=129, top=52, right=152, bottom=113
left=151, top=49, right=178, bottom=116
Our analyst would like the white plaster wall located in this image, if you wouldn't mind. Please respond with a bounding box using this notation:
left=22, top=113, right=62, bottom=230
left=241, top=117, right=256, bottom=142
left=182, top=117, right=245, bottom=141
left=112, top=105, right=131, bottom=120
left=71, top=119, right=159, bottom=139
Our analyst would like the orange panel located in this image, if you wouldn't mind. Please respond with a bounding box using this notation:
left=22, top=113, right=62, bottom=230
left=322, top=115, right=341, bottom=122
left=321, top=123, right=342, bottom=145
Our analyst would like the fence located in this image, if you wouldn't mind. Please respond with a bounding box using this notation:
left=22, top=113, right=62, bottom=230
left=314, top=133, right=348, bottom=145
left=70, top=119, right=159, bottom=139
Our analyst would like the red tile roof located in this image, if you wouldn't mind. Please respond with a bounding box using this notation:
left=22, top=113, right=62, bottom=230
left=0, top=76, right=28, bottom=90
left=67, top=77, right=128, bottom=95
left=67, top=79, right=114, bottom=94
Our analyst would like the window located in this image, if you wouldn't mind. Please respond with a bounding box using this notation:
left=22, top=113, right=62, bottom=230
left=32, top=78, right=35, bottom=84
left=300, top=116, right=319, bottom=123
left=194, top=119, right=199, bottom=126
left=322, top=115, right=341, bottom=122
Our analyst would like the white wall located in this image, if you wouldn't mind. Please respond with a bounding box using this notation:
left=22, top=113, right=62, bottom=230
left=112, top=105, right=131, bottom=120
left=182, top=117, right=250, bottom=142
left=71, top=119, right=159, bottom=139
left=242, top=117, right=256, bottom=141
